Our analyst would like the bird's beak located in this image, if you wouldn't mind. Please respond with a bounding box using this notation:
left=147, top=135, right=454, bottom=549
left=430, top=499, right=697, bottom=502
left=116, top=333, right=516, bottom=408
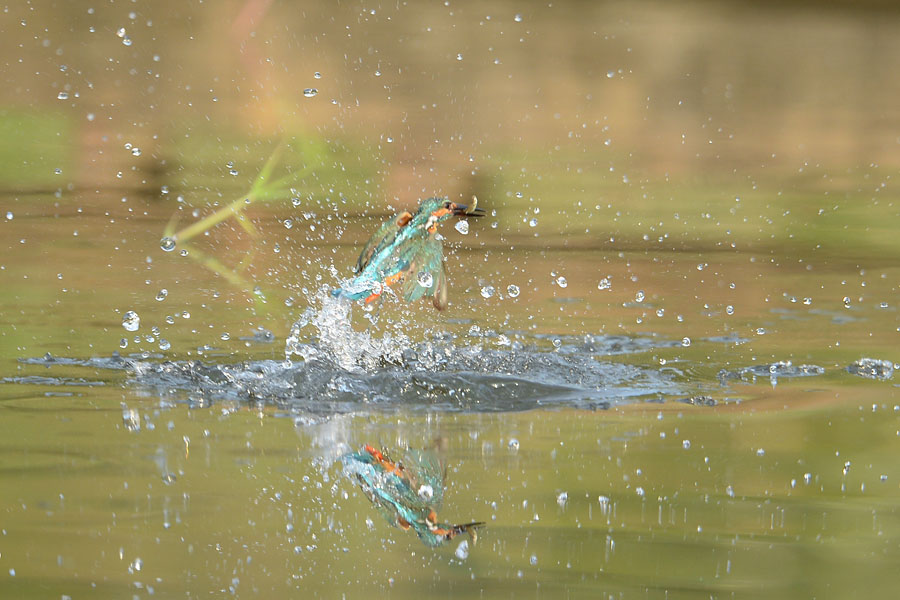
left=451, top=202, right=485, bottom=217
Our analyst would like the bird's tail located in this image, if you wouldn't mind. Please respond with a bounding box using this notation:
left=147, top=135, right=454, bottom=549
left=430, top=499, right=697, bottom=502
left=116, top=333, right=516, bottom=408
left=331, top=279, right=375, bottom=301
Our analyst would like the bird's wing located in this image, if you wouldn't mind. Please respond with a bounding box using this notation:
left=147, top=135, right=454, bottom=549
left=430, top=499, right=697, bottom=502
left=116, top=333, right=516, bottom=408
left=397, top=237, right=449, bottom=309
left=403, top=448, right=446, bottom=509
left=354, top=211, right=413, bottom=274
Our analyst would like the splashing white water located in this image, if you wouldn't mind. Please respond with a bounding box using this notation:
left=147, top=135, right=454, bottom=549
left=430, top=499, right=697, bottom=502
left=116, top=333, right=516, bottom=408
left=284, top=288, right=410, bottom=371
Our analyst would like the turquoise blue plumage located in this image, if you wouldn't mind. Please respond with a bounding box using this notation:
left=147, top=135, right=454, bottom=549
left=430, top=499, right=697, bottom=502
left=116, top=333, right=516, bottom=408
left=333, top=197, right=484, bottom=310
left=341, top=444, right=484, bottom=547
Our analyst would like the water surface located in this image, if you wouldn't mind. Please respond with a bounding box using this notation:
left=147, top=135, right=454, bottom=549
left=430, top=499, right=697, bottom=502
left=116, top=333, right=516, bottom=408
left=2, top=1, right=900, bottom=598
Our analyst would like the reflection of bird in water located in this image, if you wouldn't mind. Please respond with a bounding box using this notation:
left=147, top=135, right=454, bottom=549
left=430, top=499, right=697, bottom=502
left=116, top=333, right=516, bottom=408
left=332, top=197, right=484, bottom=310
left=341, top=444, right=484, bottom=547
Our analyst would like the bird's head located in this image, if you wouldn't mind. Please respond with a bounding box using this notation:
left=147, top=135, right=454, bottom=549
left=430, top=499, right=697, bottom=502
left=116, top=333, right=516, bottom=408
left=416, top=196, right=485, bottom=232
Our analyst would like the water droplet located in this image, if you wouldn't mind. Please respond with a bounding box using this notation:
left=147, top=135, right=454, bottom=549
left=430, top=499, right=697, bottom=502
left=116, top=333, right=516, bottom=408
left=116, top=27, right=126, bottom=38
left=556, top=492, right=568, bottom=507
left=131, top=147, right=141, bottom=157
left=122, top=402, right=141, bottom=431
left=220, top=332, right=231, bottom=341
left=456, top=53, right=463, bottom=61
left=386, top=136, right=393, bottom=143
left=726, top=485, right=735, bottom=498
left=122, top=37, right=132, bottom=47
left=417, top=484, right=433, bottom=501
left=303, top=88, right=318, bottom=98
left=283, top=219, right=293, bottom=229
left=635, top=290, right=645, bottom=302
left=508, top=438, right=520, bottom=451
left=514, top=13, right=523, bottom=22
left=842, top=296, right=851, bottom=308
left=556, top=276, right=567, bottom=288
left=755, top=327, right=766, bottom=335
left=681, top=337, right=691, bottom=347
left=598, top=277, right=611, bottom=290
left=156, top=289, right=168, bottom=301
left=455, top=540, right=469, bottom=560
left=158, top=339, right=170, bottom=351
left=160, top=237, right=176, bottom=252
left=417, top=271, right=433, bottom=288
left=656, top=308, right=665, bottom=317
left=756, top=448, right=766, bottom=457
left=57, top=91, right=69, bottom=100
left=119, top=338, right=128, bottom=349
left=607, top=70, right=615, bottom=78
left=528, top=217, right=538, bottom=227
left=530, top=554, right=538, bottom=566
left=454, top=220, right=469, bottom=235
left=726, top=305, right=734, bottom=315
left=683, top=440, right=691, bottom=449
left=481, top=285, right=495, bottom=299
left=122, top=311, right=140, bottom=332
left=507, top=284, right=520, bottom=298
left=5, top=212, right=12, bottom=220
left=314, top=71, right=322, bottom=79
left=130, top=557, right=142, bottom=572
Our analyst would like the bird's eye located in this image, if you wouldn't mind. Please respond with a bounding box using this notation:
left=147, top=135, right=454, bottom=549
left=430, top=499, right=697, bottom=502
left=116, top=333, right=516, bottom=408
left=443, top=201, right=452, bottom=209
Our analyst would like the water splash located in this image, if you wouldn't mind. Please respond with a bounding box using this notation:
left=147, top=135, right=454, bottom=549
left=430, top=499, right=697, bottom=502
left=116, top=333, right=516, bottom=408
left=284, top=288, right=411, bottom=371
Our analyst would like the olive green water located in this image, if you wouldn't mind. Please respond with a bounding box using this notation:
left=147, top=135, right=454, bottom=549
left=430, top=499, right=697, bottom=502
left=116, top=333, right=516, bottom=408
left=2, top=1, right=900, bottom=598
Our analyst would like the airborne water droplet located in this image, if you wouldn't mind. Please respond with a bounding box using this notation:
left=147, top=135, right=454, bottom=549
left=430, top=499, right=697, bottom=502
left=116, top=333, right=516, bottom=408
left=122, top=311, right=140, bottom=332
left=417, top=271, right=433, bottom=288
left=454, top=220, right=469, bottom=235
left=303, top=88, right=318, bottom=98
left=481, top=285, right=495, bottom=299
left=507, top=284, right=520, bottom=298
left=455, top=540, right=469, bottom=560
left=556, top=276, right=567, bottom=288
left=156, top=289, right=168, bottom=301
left=160, top=237, right=176, bottom=252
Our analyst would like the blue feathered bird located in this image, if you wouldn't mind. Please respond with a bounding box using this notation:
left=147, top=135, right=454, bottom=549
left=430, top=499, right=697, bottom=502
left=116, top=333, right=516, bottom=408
left=333, top=197, right=484, bottom=310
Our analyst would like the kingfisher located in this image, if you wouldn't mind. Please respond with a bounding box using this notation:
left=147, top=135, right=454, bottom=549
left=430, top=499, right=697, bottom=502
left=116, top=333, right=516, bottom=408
left=332, top=197, right=485, bottom=310
left=341, top=444, right=484, bottom=547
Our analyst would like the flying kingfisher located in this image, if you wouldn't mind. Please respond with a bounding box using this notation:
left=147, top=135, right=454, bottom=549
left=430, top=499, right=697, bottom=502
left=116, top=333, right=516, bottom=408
left=332, top=197, right=485, bottom=310
left=341, top=444, right=484, bottom=547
